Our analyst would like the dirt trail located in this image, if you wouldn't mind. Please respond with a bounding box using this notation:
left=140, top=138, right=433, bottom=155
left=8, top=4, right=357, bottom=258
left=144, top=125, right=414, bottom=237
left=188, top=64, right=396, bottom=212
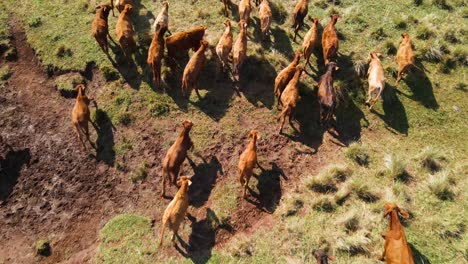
left=0, top=22, right=129, bottom=263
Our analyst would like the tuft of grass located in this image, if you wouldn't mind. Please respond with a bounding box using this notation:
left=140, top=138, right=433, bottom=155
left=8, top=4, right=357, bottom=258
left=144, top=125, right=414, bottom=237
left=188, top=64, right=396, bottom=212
left=314, top=0, right=329, bottom=9
left=344, top=142, right=369, bottom=166
left=439, top=57, right=456, bottom=74
left=306, top=165, right=351, bottom=193
left=96, top=214, right=157, bottom=263
left=334, top=185, right=352, bottom=205
left=312, top=197, right=336, bottom=212
left=28, top=17, right=42, bottom=28
left=454, top=82, right=466, bottom=91
left=416, top=25, right=433, bottom=40
left=432, top=0, right=452, bottom=10
left=443, top=30, right=459, bottom=43
left=413, top=0, right=423, bottom=6
left=452, top=47, right=467, bottom=65
left=370, top=27, right=387, bottom=41
left=393, top=18, right=407, bottom=29
left=384, top=154, right=410, bottom=182
left=350, top=178, right=380, bottom=202
left=55, top=45, right=72, bottom=57
left=418, top=147, right=446, bottom=172
left=280, top=196, right=304, bottom=217
left=130, top=162, right=148, bottom=183
left=427, top=172, right=456, bottom=200
left=424, top=46, right=444, bottom=62
left=327, top=7, right=340, bottom=16
left=100, top=65, right=119, bottom=81
left=54, top=73, right=84, bottom=97
left=335, top=231, right=371, bottom=255
left=353, top=60, right=367, bottom=78
left=436, top=221, right=465, bottom=240
left=337, top=211, right=361, bottom=232
left=384, top=41, right=397, bottom=55
left=0, top=65, right=11, bottom=81
left=34, top=239, right=51, bottom=256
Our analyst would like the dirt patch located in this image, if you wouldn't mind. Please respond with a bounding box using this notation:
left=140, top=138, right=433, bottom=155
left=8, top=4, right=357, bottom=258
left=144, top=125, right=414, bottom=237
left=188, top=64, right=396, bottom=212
left=0, top=20, right=127, bottom=263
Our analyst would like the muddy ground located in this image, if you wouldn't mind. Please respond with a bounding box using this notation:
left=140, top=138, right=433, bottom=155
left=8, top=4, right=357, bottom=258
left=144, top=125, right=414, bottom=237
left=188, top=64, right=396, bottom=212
left=0, top=23, right=346, bottom=263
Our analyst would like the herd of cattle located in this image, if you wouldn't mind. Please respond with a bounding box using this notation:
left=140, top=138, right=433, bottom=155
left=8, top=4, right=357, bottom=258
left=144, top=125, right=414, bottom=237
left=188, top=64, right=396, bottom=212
left=66, top=0, right=424, bottom=263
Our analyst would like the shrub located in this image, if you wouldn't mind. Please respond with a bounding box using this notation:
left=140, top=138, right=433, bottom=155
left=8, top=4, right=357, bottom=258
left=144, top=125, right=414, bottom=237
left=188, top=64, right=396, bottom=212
left=384, top=154, right=410, bottom=182
left=427, top=172, right=455, bottom=200
left=34, top=239, right=51, bottom=256
left=419, top=147, right=446, bottom=172
left=345, top=142, right=369, bottom=166
left=416, top=26, right=433, bottom=39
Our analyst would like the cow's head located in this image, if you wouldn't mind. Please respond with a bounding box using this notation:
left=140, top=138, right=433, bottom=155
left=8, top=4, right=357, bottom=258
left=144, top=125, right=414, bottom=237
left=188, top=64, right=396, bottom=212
left=312, top=249, right=335, bottom=264
left=182, top=120, right=194, bottom=131
left=326, top=61, right=339, bottom=72
left=177, top=176, right=192, bottom=187
left=123, top=4, right=133, bottom=13
left=162, top=1, right=169, bottom=9
left=248, top=130, right=260, bottom=141
left=383, top=202, right=410, bottom=219
left=330, top=14, right=340, bottom=24
left=369, top=52, right=383, bottom=60
left=224, top=19, right=231, bottom=27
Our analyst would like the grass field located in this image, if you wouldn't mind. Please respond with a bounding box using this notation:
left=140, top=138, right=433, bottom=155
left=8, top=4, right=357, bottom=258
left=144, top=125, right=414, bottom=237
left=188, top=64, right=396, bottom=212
left=1, top=0, right=467, bottom=263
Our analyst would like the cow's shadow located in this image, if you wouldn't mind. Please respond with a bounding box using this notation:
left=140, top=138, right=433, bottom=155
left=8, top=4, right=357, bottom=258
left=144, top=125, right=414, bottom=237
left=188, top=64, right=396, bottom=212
left=371, top=83, right=409, bottom=135
left=0, top=148, right=31, bottom=201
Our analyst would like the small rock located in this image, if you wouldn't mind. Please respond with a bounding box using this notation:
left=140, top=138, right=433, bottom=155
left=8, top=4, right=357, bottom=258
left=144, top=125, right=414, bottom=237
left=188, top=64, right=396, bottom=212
left=453, top=105, right=461, bottom=112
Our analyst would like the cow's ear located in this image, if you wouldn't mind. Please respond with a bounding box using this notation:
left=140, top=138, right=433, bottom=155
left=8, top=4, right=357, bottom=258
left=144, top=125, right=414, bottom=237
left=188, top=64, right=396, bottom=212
left=398, top=208, right=410, bottom=219
left=334, top=66, right=340, bottom=71
left=328, top=255, right=336, bottom=261
left=376, top=53, right=383, bottom=58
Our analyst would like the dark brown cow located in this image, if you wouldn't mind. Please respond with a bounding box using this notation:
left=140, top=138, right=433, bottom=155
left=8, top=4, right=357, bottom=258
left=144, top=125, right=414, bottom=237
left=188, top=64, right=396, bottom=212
left=161, top=120, right=194, bottom=197
left=165, top=26, right=206, bottom=57
left=92, top=4, right=112, bottom=54
left=317, top=62, right=339, bottom=125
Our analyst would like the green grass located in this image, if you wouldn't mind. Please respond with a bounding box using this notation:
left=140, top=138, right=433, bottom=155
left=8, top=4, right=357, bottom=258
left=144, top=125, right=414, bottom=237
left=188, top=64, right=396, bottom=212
left=0, top=65, right=11, bottom=81
left=34, top=239, right=50, bottom=256
left=54, top=73, right=84, bottom=96
left=344, top=142, right=369, bottom=166
left=96, top=214, right=158, bottom=264
left=2, top=0, right=468, bottom=263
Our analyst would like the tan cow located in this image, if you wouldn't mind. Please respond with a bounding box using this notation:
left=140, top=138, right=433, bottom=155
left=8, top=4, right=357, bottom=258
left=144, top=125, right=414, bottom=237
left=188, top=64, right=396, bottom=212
left=366, top=52, right=385, bottom=110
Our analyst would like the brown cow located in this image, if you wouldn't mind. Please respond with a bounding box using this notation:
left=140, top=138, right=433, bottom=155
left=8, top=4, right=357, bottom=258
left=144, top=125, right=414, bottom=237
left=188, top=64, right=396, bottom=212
left=322, top=14, right=339, bottom=65
left=114, top=0, right=133, bottom=13
left=232, top=20, right=248, bottom=82
left=161, top=120, right=194, bottom=197
left=92, top=4, right=112, bottom=54
left=292, top=0, right=309, bottom=42
left=379, top=202, right=414, bottom=264
left=274, top=52, right=301, bottom=105
left=278, top=66, right=304, bottom=134
left=317, top=62, right=339, bottom=125
left=259, top=0, right=272, bottom=38
left=147, top=23, right=168, bottom=89
left=216, top=19, right=233, bottom=72
left=366, top=52, right=385, bottom=110
left=238, top=130, right=260, bottom=198
left=239, top=0, right=252, bottom=25
left=160, top=176, right=192, bottom=246
left=396, top=33, right=416, bottom=84
left=71, top=84, right=96, bottom=150
left=302, top=17, right=320, bottom=68
left=312, top=249, right=335, bottom=264
left=166, top=26, right=206, bottom=57
left=115, top=4, right=136, bottom=58
left=182, top=40, right=209, bottom=98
